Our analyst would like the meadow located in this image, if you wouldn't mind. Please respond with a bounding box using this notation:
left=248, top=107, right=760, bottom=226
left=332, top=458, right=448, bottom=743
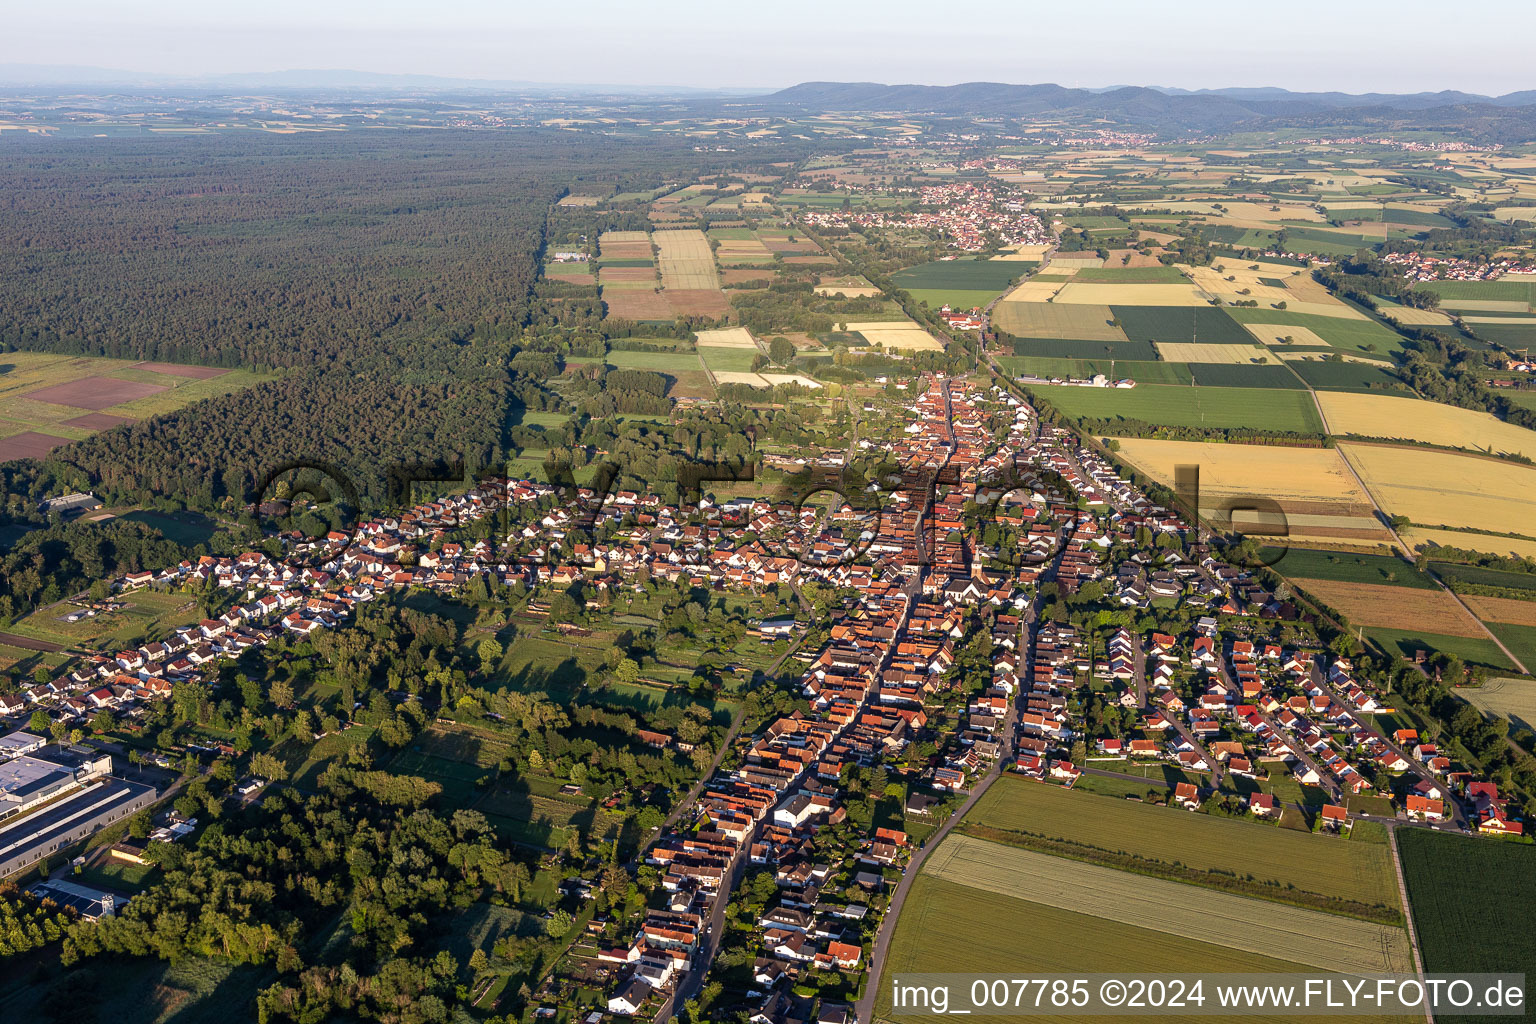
left=1031, top=382, right=1324, bottom=432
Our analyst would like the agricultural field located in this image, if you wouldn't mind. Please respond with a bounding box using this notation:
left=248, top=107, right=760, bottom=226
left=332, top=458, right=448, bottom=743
left=891, top=258, right=1025, bottom=309
left=840, top=319, right=943, bottom=352
left=1316, top=392, right=1536, bottom=459
left=1397, top=827, right=1536, bottom=1014
left=1362, top=626, right=1515, bottom=669
left=1290, top=578, right=1485, bottom=636
left=0, top=352, right=268, bottom=461
left=1055, top=282, right=1209, bottom=306
left=1032, top=382, right=1324, bottom=432
left=998, top=356, right=1192, bottom=385
left=1482, top=622, right=1536, bottom=676
left=992, top=299, right=1126, bottom=341
left=1153, top=342, right=1277, bottom=364
left=964, top=778, right=1401, bottom=911
left=1111, top=305, right=1254, bottom=344
left=923, top=834, right=1412, bottom=975
left=1264, top=547, right=1436, bottom=588
left=1109, top=438, right=1365, bottom=504
left=1228, top=308, right=1407, bottom=356
left=1402, top=527, right=1536, bottom=561
left=1459, top=675, right=1536, bottom=728
left=877, top=877, right=1336, bottom=1024
left=1339, top=442, right=1536, bottom=536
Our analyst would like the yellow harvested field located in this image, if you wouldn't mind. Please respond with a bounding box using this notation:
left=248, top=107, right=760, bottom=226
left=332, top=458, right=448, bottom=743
left=557, top=194, right=600, bottom=206
left=1461, top=677, right=1536, bottom=723
left=1465, top=316, right=1536, bottom=324
left=1157, top=201, right=1325, bottom=223
left=1463, top=595, right=1536, bottom=627
left=1052, top=282, right=1211, bottom=306
left=694, top=327, right=758, bottom=349
left=1154, top=342, right=1278, bottom=364
left=758, top=373, right=822, bottom=389
left=1401, top=527, right=1536, bottom=561
left=1047, top=256, right=1103, bottom=270
left=992, top=301, right=1126, bottom=341
left=1384, top=306, right=1455, bottom=326
left=999, top=279, right=1066, bottom=303
left=1317, top=392, right=1536, bottom=460
left=653, top=229, right=720, bottom=290
left=814, top=285, right=882, bottom=298
left=1279, top=351, right=1394, bottom=367
left=1112, top=437, right=1370, bottom=504
left=925, top=834, right=1413, bottom=976
left=1245, top=323, right=1330, bottom=347
left=600, top=230, right=650, bottom=243
left=1340, top=443, right=1536, bottom=536
left=1005, top=243, right=1052, bottom=259
left=859, top=328, right=943, bottom=351
left=839, top=320, right=920, bottom=333
left=1290, top=578, right=1485, bottom=636
left=1439, top=299, right=1531, bottom=313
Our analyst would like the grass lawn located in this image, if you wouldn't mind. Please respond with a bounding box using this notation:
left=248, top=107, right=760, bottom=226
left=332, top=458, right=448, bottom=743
left=7, top=588, right=198, bottom=650
left=1030, top=382, right=1325, bottom=433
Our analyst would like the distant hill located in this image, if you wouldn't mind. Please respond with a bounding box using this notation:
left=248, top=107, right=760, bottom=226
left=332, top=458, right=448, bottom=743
left=764, top=81, right=1536, bottom=140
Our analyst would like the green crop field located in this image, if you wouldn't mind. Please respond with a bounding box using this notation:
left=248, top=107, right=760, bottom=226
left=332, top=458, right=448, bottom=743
left=1112, top=304, right=1252, bottom=344
left=1364, top=627, right=1515, bottom=670
left=1420, top=280, right=1536, bottom=304
left=1398, top=827, right=1536, bottom=1024
left=1265, top=547, right=1436, bottom=588
left=907, top=288, right=1003, bottom=310
left=1432, top=563, right=1536, bottom=593
left=891, top=259, right=1023, bottom=308
left=1483, top=622, right=1536, bottom=675
left=1030, top=382, right=1325, bottom=432
left=1287, top=359, right=1407, bottom=391
left=1073, top=265, right=1189, bottom=284
left=1190, top=363, right=1306, bottom=388
left=997, top=356, right=1192, bottom=385
left=965, top=777, right=1400, bottom=911
left=1008, top=338, right=1158, bottom=360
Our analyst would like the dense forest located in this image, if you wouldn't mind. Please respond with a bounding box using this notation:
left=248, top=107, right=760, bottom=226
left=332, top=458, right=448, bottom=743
left=0, top=133, right=751, bottom=515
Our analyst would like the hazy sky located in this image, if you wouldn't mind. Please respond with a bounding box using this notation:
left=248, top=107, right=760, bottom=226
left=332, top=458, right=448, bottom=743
left=8, top=0, right=1535, bottom=94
